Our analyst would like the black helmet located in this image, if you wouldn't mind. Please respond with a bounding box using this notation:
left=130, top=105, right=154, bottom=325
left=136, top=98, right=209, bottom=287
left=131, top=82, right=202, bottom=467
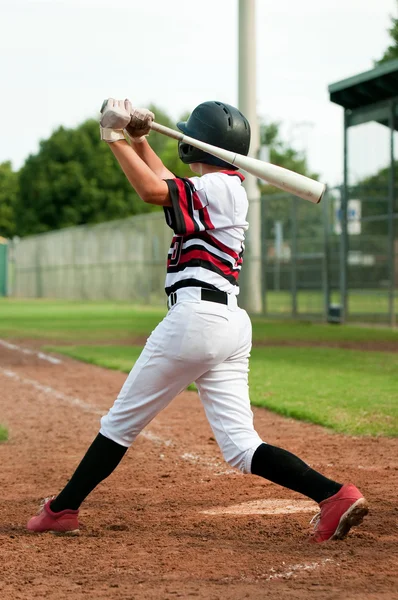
left=177, top=101, right=251, bottom=170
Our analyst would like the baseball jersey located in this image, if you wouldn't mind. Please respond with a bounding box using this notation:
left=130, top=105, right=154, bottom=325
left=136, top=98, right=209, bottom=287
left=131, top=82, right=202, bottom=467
left=163, top=171, right=248, bottom=296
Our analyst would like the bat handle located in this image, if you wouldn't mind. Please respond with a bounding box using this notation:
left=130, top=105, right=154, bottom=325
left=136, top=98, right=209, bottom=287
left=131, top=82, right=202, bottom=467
left=150, top=121, right=184, bottom=142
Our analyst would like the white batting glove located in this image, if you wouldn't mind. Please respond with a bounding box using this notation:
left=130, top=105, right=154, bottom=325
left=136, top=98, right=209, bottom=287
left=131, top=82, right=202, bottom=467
left=100, top=128, right=125, bottom=142
left=125, top=108, right=155, bottom=143
left=100, top=98, right=132, bottom=143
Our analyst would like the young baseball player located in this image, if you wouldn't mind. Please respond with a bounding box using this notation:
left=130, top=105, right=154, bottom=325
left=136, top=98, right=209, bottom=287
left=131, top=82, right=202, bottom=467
left=27, top=99, right=368, bottom=542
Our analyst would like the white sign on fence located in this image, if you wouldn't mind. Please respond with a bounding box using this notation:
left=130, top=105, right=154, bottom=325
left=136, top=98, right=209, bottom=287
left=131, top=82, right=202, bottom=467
left=334, top=199, right=361, bottom=235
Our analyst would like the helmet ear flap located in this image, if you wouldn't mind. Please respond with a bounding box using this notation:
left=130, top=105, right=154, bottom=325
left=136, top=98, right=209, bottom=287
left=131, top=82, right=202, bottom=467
left=179, top=143, right=192, bottom=156
left=178, top=141, right=193, bottom=162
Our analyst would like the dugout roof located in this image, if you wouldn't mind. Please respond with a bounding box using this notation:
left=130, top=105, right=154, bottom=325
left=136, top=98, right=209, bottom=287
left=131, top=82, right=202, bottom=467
left=327, top=59, right=398, bottom=328
left=328, top=58, right=398, bottom=111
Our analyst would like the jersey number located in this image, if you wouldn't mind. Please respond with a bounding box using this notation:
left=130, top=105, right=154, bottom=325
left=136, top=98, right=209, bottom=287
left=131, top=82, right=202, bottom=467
left=170, top=238, right=182, bottom=267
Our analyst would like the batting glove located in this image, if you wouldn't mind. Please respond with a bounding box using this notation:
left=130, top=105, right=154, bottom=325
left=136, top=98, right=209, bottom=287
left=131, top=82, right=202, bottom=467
left=100, top=98, right=132, bottom=142
left=125, top=107, right=155, bottom=143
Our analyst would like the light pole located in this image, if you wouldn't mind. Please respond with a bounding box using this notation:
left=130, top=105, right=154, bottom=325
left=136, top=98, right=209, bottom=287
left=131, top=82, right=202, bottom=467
left=238, top=0, right=262, bottom=313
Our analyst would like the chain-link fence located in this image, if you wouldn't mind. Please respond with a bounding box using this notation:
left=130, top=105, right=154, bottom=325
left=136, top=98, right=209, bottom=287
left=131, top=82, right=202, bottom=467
left=7, top=186, right=398, bottom=325
left=8, top=212, right=171, bottom=304
left=262, top=186, right=398, bottom=325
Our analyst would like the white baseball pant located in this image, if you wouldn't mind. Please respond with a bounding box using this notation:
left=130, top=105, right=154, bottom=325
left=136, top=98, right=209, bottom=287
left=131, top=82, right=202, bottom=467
left=100, top=287, right=263, bottom=473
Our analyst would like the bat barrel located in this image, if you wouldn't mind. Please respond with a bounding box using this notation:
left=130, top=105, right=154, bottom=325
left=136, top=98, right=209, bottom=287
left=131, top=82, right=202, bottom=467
left=149, top=121, right=326, bottom=204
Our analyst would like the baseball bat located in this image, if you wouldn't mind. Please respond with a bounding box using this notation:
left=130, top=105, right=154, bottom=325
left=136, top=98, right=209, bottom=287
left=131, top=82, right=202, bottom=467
left=149, top=121, right=326, bottom=204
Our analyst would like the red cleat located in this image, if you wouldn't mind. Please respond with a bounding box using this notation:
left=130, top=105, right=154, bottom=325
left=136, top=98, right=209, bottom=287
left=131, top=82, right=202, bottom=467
left=310, top=483, right=369, bottom=543
left=27, top=498, right=80, bottom=535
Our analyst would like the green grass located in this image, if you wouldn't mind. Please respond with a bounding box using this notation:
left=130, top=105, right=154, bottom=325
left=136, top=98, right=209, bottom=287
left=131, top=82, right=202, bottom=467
left=43, top=345, right=198, bottom=391
left=249, top=347, right=398, bottom=437
left=250, top=318, right=398, bottom=345
left=0, top=299, right=165, bottom=341
left=0, top=425, right=8, bottom=442
left=1, top=299, right=397, bottom=345
left=265, top=290, right=398, bottom=316
left=45, top=344, right=398, bottom=437
left=44, top=345, right=144, bottom=373
left=2, top=299, right=397, bottom=437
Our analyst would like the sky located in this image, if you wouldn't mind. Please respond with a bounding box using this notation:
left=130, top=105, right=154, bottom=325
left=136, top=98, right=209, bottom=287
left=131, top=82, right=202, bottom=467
left=1, top=0, right=397, bottom=186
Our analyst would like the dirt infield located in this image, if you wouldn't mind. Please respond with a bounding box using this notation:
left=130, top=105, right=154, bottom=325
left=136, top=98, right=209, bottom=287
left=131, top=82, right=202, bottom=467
left=0, top=342, right=397, bottom=600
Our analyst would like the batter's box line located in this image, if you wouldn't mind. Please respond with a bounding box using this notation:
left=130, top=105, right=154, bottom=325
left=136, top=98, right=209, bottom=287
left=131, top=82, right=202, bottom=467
left=181, top=452, right=241, bottom=476
left=0, top=339, right=62, bottom=364
left=265, top=558, right=337, bottom=582
left=220, top=558, right=337, bottom=584
left=0, top=368, right=236, bottom=476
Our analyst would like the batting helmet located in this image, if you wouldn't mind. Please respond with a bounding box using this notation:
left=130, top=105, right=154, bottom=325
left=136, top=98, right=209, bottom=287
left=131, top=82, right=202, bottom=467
left=177, top=101, right=251, bottom=170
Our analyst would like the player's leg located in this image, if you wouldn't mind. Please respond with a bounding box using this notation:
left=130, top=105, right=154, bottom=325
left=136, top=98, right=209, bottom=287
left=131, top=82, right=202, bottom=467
left=195, top=306, right=368, bottom=542
left=27, top=304, right=211, bottom=532
left=195, top=350, right=343, bottom=499
left=27, top=300, right=237, bottom=532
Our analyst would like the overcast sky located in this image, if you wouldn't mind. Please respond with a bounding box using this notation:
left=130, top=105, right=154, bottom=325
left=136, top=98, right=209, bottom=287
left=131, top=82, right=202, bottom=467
left=1, top=0, right=397, bottom=185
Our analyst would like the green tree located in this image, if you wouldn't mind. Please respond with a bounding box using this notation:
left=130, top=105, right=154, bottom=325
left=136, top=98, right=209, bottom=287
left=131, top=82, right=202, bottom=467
left=378, top=15, right=398, bottom=63
left=16, top=119, right=149, bottom=235
left=260, top=122, right=315, bottom=182
left=14, top=108, right=316, bottom=237
left=15, top=107, right=192, bottom=236
left=0, top=161, right=18, bottom=238
left=259, top=121, right=321, bottom=249
left=350, top=162, right=398, bottom=237
left=148, top=105, right=191, bottom=177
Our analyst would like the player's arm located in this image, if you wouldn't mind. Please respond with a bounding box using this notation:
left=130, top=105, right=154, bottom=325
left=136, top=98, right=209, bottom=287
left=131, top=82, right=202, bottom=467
left=101, top=99, right=174, bottom=179
left=128, top=138, right=174, bottom=179
left=107, top=140, right=171, bottom=207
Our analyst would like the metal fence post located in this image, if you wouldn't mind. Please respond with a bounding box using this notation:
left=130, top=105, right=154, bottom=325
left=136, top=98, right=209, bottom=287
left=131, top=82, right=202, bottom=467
left=341, top=111, right=349, bottom=322
left=322, top=189, right=331, bottom=321
left=388, top=100, right=396, bottom=327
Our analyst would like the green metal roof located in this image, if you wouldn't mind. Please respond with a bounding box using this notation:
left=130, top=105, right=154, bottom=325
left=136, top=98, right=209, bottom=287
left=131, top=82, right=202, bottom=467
left=328, top=58, right=398, bottom=109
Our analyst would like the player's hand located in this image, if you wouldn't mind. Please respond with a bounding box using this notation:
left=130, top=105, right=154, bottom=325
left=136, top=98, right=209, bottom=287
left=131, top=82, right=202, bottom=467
left=125, top=107, right=155, bottom=143
left=100, top=98, right=132, bottom=129
left=100, top=98, right=131, bottom=143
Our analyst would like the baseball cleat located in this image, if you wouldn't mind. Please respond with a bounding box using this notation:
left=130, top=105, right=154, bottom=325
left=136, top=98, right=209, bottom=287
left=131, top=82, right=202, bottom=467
left=27, top=497, right=80, bottom=534
left=310, top=483, right=369, bottom=543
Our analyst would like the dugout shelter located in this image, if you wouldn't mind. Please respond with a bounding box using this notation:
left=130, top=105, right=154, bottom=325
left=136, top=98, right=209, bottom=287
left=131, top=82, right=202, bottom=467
left=328, top=58, right=398, bottom=326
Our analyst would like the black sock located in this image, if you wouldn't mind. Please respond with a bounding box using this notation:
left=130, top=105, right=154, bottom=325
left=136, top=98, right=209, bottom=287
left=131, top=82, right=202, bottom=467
left=251, top=443, right=343, bottom=504
left=50, top=433, right=128, bottom=512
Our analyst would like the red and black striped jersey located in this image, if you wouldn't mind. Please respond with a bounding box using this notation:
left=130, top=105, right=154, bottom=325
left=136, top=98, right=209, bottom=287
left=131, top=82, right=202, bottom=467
left=163, top=170, right=248, bottom=296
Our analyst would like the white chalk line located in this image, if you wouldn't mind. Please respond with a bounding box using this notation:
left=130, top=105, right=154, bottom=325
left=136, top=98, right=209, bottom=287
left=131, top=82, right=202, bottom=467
left=181, top=452, right=240, bottom=476
left=221, top=558, right=336, bottom=584
left=0, top=368, right=382, bottom=475
left=0, top=368, right=102, bottom=415
left=202, top=499, right=316, bottom=516
left=265, top=558, right=336, bottom=582
left=0, top=368, right=383, bottom=477
left=0, top=368, right=231, bottom=474
left=0, top=339, right=62, bottom=364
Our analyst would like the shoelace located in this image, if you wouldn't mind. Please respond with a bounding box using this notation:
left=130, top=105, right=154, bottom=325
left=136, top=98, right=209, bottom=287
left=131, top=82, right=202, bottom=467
left=310, top=512, right=321, bottom=528
left=37, top=496, right=55, bottom=514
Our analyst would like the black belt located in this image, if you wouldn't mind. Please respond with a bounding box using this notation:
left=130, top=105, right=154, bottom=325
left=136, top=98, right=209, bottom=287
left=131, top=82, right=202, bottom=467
left=168, top=288, right=228, bottom=307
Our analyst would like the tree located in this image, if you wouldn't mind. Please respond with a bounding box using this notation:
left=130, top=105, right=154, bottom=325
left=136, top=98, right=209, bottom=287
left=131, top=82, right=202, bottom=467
left=260, top=121, right=315, bottom=184
left=378, top=15, right=398, bottom=63
left=350, top=162, right=398, bottom=237
left=15, top=108, right=192, bottom=236
left=16, top=119, right=142, bottom=235
left=147, top=105, right=192, bottom=177
left=0, top=161, right=18, bottom=238
left=259, top=120, right=321, bottom=250
left=14, top=108, right=315, bottom=237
